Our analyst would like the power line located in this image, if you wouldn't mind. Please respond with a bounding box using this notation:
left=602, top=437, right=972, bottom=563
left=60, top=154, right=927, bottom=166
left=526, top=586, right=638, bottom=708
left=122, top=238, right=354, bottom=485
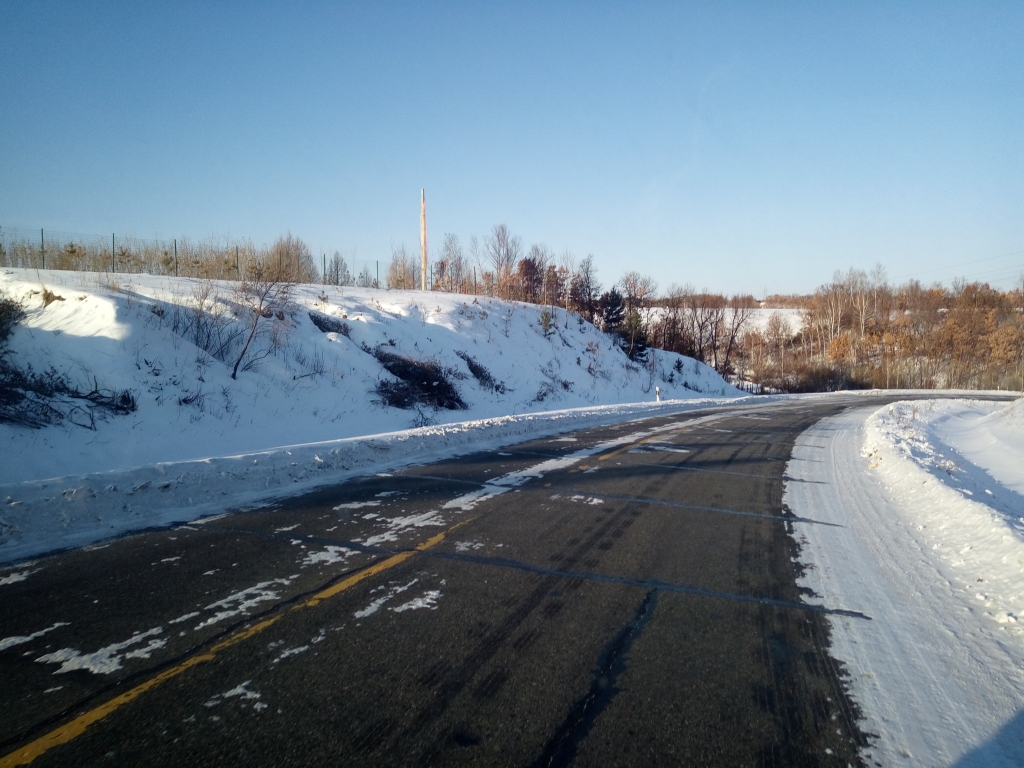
left=892, top=248, right=1024, bottom=281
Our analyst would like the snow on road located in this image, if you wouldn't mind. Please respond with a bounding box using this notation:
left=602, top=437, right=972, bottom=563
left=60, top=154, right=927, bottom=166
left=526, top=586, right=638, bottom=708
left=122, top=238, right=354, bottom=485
left=787, top=398, right=1024, bottom=767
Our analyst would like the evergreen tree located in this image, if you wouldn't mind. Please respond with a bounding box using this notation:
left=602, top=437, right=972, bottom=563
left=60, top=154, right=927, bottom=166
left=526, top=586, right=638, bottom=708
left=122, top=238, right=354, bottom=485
left=598, top=288, right=624, bottom=333
left=621, top=309, right=649, bottom=362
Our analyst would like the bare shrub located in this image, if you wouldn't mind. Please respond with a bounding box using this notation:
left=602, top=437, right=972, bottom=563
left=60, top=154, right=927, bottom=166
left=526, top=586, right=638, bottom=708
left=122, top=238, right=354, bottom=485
left=41, top=287, right=65, bottom=307
left=167, top=281, right=244, bottom=363
left=232, top=260, right=291, bottom=379
left=292, top=344, right=326, bottom=380
left=0, top=291, right=25, bottom=343
left=308, top=311, right=350, bottom=337
left=455, top=350, right=507, bottom=394
left=0, top=289, right=135, bottom=428
left=369, top=345, right=466, bottom=410
left=0, top=362, right=136, bottom=429
left=268, top=233, right=319, bottom=283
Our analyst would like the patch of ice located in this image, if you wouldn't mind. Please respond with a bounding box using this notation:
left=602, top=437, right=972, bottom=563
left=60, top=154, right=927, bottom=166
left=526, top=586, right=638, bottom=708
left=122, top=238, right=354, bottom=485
left=0, top=569, right=39, bottom=586
left=354, top=579, right=417, bottom=618
left=0, top=621, right=69, bottom=651
left=442, top=486, right=504, bottom=511
left=206, top=680, right=262, bottom=707
left=362, top=511, right=445, bottom=547
left=273, top=645, right=309, bottom=663
left=37, top=627, right=165, bottom=674
left=391, top=590, right=441, bottom=613
left=333, top=501, right=381, bottom=510
left=301, top=545, right=357, bottom=567
left=191, top=513, right=229, bottom=525
left=196, top=578, right=295, bottom=629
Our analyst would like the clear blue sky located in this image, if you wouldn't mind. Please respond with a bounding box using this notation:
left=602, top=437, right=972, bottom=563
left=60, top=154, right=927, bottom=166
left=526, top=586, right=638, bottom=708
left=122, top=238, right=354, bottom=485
left=2, top=1, right=1022, bottom=295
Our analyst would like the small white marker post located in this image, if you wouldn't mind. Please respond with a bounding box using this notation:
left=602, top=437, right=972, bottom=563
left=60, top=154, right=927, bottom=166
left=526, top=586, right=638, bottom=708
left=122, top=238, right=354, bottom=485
left=655, top=386, right=661, bottom=402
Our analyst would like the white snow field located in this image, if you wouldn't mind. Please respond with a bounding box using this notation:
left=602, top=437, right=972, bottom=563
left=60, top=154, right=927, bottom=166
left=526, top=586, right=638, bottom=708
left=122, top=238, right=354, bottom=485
left=788, top=398, right=1024, bottom=767
left=0, top=267, right=746, bottom=563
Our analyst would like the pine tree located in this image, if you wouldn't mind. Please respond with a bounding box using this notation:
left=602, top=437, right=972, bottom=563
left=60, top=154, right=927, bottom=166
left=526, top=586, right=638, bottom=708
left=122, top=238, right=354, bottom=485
left=621, top=309, right=649, bottom=362
left=599, top=288, right=624, bottom=333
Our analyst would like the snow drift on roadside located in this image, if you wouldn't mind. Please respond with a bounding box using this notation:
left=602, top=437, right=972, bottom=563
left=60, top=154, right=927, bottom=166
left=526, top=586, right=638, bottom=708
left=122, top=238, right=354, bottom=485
left=862, top=398, right=1024, bottom=633
left=0, top=397, right=746, bottom=566
left=787, top=399, right=1024, bottom=767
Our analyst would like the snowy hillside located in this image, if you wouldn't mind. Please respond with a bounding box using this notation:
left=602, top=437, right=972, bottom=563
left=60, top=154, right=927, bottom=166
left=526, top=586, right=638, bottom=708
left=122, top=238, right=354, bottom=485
left=0, top=268, right=738, bottom=485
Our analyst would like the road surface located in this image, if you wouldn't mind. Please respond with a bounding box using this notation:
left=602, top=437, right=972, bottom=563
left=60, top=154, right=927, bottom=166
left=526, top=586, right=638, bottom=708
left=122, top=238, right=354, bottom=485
left=1, top=399, right=885, bottom=766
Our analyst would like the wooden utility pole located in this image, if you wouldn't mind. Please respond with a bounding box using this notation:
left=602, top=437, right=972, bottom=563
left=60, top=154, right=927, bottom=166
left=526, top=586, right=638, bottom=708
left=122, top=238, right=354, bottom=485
left=420, top=188, right=428, bottom=291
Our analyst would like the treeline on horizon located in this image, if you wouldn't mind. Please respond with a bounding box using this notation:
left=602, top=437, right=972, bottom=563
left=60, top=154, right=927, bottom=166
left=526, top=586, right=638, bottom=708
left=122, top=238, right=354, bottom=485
left=2, top=225, right=1022, bottom=394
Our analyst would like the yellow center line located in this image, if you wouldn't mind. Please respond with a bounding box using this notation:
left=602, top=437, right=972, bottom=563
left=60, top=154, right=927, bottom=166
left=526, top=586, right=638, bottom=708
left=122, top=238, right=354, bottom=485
left=0, top=517, right=477, bottom=768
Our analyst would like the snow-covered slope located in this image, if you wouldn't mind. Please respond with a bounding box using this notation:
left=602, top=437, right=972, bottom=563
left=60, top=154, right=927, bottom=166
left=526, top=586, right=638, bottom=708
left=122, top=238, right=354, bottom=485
left=0, top=268, right=738, bottom=485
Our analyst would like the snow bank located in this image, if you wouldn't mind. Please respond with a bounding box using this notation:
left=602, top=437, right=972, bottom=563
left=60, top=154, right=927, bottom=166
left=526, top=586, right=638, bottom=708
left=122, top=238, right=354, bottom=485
left=0, top=395, right=753, bottom=565
left=863, top=398, right=1024, bottom=633
left=933, top=397, right=1024, bottom=498
left=787, top=399, right=1024, bottom=767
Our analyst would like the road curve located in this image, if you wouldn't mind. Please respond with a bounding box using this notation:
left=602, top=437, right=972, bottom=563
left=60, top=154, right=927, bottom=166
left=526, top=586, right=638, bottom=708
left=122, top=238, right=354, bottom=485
left=1, top=398, right=895, bottom=767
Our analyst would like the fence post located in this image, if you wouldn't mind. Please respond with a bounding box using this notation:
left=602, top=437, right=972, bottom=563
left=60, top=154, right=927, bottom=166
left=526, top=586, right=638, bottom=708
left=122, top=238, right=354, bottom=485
left=174, top=239, right=178, bottom=276
left=40, top=228, right=45, bottom=270
left=112, top=233, right=115, bottom=273
left=236, top=245, right=240, bottom=280
left=376, top=261, right=379, bottom=288
left=323, top=253, right=326, bottom=284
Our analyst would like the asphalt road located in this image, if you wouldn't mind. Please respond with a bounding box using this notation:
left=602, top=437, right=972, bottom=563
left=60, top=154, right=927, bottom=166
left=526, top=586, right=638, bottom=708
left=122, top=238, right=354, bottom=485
left=1, top=398, right=895, bottom=767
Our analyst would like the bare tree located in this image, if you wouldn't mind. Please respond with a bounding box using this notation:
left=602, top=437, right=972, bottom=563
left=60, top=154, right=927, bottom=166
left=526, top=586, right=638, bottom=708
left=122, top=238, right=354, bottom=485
left=526, top=243, right=554, bottom=304
left=716, top=296, right=752, bottom=375
left=765, top=311, right=792, bottom=387
left=269, top=233, right=318, bottom=283
left=845, top=268, right=870, bottom=339
left=619, top=271, right=658, bottom=327
left=356, top=264, right=377, bottom=288
left=436, top=233, right=467, bottom=292
left=683, top=287, right=722, bottom=364
left=568, top=255, right=600, bottom=322
left=559, top=249, right=577, bottom=326
left=324, top=250, right=351, bottom=286
left=231, top=258, right=291, bottom=380
left=870, top=262, right=888, bottom=319
left=386, top=244, right=419, bottom=289
left=485, top=224, right=522, bottom=299
left=653, top=283, right=689, bottom=354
